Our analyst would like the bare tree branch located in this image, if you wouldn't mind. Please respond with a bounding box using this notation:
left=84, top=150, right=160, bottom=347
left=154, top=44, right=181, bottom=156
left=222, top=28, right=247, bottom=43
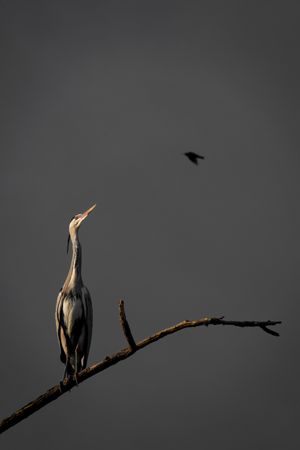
left=0, top=302, right=281, bottom=434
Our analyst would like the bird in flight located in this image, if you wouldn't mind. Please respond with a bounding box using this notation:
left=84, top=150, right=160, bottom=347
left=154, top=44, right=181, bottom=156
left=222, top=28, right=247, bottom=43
left=184, top=152, right=205, bottom=165
left=55, top=204, right=96, bottom=383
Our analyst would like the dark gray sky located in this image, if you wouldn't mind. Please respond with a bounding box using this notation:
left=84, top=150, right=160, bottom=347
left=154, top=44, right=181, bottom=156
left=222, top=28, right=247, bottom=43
left=1, top=1, right=299, bottom=448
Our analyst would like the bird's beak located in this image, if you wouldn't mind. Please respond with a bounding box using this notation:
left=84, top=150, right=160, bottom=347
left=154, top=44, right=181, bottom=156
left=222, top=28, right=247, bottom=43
left=79, top=204, right=96, bottom=224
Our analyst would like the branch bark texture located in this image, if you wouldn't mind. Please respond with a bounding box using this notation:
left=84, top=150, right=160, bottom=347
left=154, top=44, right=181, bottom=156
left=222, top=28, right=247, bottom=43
left=0, top=301, right=281, bottom=434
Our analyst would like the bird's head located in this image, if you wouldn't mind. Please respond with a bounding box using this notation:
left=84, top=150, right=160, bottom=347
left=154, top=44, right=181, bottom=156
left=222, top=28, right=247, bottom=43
left=67, top=204, right=96, bottom=252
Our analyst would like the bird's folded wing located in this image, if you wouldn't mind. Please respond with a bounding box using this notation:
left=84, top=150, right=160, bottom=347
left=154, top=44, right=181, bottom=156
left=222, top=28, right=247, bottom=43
left=55, top=291, right=67, bottom=364
left=81, top=286, right=93, bottom=368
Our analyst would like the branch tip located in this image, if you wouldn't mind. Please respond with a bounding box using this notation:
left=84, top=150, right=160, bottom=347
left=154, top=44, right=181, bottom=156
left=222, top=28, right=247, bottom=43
left=260, top=325, right=280, bottom=337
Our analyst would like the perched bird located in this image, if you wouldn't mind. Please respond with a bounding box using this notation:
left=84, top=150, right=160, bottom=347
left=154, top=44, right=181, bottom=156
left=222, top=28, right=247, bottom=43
left=184, top=152, right=205, bottom=165
left=55, top=204, right=96, bottom=382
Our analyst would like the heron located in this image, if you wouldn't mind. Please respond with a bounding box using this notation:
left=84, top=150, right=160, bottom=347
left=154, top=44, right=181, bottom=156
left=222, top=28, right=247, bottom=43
left=184, top=152, right=205, bottom=165
left=55, top=204, right=96, bottom=383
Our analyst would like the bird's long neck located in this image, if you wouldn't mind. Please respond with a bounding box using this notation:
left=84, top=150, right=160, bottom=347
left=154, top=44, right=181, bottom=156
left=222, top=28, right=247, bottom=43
left=63, top=230, right=83, bottom=291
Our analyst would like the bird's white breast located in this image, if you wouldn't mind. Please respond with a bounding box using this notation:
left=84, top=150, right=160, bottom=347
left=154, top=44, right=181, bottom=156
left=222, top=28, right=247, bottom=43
left=62, top=296, right=84, bottom=336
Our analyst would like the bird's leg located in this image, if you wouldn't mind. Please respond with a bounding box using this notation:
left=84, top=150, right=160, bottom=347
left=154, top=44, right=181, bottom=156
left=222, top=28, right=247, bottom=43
left=63, top=364, right=68, bottom=382
left=74, top=346, right=79, bottom=386
left=64, top=358, right=73, bottom=382
left=59, top=359, right=73, bottom=393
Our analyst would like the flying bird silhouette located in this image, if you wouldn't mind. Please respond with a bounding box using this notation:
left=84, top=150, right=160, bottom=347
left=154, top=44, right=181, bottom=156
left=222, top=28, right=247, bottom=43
left=55, top=204, right=95, bottom=383
left=184, top=152, right=205, bottom=165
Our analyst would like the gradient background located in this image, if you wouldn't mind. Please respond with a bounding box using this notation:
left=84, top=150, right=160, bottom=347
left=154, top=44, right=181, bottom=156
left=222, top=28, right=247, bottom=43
left=1, top=1, right=299, bottom=449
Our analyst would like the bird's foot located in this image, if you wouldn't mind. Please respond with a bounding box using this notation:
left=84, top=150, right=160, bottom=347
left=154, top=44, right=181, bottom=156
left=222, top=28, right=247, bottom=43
left=59, top=370, right=74, bottom=393
left=59, top=379, right=72, bottom=393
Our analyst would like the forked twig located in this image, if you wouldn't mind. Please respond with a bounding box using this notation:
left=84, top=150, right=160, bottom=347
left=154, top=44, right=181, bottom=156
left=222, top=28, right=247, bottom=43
left=119, top=299, right=137, bottom=351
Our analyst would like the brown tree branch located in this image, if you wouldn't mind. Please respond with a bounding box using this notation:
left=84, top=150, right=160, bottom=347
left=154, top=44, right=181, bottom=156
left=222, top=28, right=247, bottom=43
left=0, top=302, right=281, bottom=434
